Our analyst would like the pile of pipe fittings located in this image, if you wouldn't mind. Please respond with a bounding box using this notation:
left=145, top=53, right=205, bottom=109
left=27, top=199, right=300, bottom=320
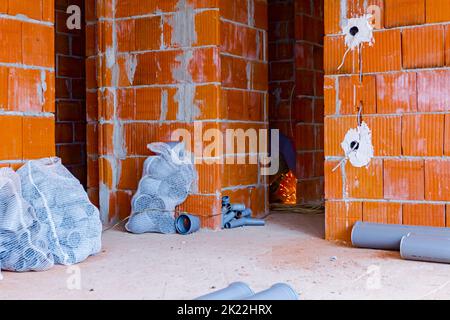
left=221, top=196, right=265, bottom=229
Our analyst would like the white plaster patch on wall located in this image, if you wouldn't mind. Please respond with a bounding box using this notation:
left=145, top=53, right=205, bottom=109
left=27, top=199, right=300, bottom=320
left=175, top=84, right=200, bottom=122
left=99, top=182, right=111, bottom=224
left=169, top=0, right=197, bottom=48
left=335, top=77, right=341, bottom=114
left=340, top=0, right=348, bottom=30
left=342, top=15, right=374, bottom=50
left=341, top=121, right=374, bottom=168
left=125, top=54, right=138, bottom=85
left=37, top=70, right=47, bottom=106
left=255, top=31, right=261, bottom=60
left=160, top=89, right=169, bottom=122
left=169, top=0, right=202, bottom=123
left=341, top=161, right=348, bottom=199
left=172, top=50, right=201, bottom=121
left=248, top=0, right=255, bottom=27
left=113, top=121, right=127, bottom=160
left=246, top=62, right=252, bottom=89
left=105, top=47, right=116, bottom=69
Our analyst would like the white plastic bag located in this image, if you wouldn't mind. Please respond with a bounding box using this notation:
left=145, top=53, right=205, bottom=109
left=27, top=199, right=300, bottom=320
left=17, top=158, right=102, bottom=265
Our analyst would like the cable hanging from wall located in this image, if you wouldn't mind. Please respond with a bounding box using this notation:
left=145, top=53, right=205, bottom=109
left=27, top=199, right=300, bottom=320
left=333, top=15, right=375, bottom=172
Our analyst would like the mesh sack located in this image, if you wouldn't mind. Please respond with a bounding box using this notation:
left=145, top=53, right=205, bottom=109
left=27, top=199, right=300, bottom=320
left=158, top=171, right=190, bottom=203
left=17, top=158, right=102, bottom=265
left=125, top=210, right=176, bottom=234
left=126, top=142, right=196, bottom=234
left=132, top=193, right=167, bottom=213
left=143, top=156, right=177, bottom=180
left=0, top=168, right=54, bottom=272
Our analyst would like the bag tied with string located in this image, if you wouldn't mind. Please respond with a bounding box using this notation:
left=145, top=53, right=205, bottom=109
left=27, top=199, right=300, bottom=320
left=126, top=142, right=196, bottom=234
left=17, top=158, right=102, bottom=266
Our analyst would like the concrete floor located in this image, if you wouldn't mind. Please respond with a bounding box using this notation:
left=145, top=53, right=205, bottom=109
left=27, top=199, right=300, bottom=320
left=1, top=213, right=450, bottom=300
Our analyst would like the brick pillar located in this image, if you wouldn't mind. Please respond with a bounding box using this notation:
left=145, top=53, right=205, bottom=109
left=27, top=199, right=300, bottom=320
left=268, top=0, right=296, bottom=143
left=268, top=0, right=324, bottom=205
left=219, top=0, right=269, bottom=217
left=0, top=1, right=55, bottom=169
left=294, top=0, right=324, bottom=204
left=55, top=0, right=87, bottom=187
left=86, top=0, right=269, bottom=227
left=324, top=0, right=450, bottom=241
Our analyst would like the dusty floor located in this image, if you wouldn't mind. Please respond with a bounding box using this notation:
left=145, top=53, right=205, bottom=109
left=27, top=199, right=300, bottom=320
left=1, top=213, right=449, bottom=300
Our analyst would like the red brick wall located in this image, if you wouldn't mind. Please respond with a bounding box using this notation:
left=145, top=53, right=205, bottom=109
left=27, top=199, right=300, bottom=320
left=55, top=0, right=87, bottom=186
left=85, top=0, right=269, bottom=227
left=0, top=0, right=55, bottom=170
left=269, top=0, right=324, bottom=204
left=324, top=0, right=450, bottom=241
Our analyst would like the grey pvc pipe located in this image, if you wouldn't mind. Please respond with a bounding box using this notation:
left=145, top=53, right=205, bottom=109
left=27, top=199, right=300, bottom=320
left=222, top=196, right=230, bottom=206
left=236, top=208, right=252, bottom=219
left=400, top=233, right=450, bottom=264
left=231, top=203, right=246, bottom=211
left=195, top=282, right=254, bottom=300
left=351, top=221, right=450, bottom=250
left=175, top=214, right=200, bottom=235
left=246, top=283, right=298, bottom=300
left=225, top=218, right=265, bottom=229
left=222, top=211, right=236, bottom=227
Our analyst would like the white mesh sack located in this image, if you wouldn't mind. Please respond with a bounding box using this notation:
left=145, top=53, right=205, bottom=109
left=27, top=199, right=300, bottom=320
left=17, top=158, right=102, bottom=265
left=126, top=142, right=196, bottom=234
left=0, top=168, right=54, bottom=272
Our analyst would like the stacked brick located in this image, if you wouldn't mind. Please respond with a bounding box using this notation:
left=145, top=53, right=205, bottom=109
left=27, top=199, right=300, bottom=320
left=324, top=0, right=450, bottom=241
left=268, top=0, right=324, bottom=205
left=55, top=0, right=87, bottom=186
left=85, top=0, right=269, bottom=228
left=0, top=0, right=55, bottom=170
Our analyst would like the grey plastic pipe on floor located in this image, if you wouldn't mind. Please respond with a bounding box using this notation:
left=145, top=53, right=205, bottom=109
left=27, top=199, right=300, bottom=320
left=246, top=283, right=299, bottom=300
left=225, top=218, right=265, bottom=229
left=231, top=203, right=246, bottom=211
left=222, top=211, right=236, bottom=227
left=236, top=208, right=252, bottom=219
left=351, top=221, right=450, bottom=250
left=195, top=282, right=255, bottom=300
left=400, top=233, right=450, bottom=264
left=175, top=214, right=200, bottom=235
